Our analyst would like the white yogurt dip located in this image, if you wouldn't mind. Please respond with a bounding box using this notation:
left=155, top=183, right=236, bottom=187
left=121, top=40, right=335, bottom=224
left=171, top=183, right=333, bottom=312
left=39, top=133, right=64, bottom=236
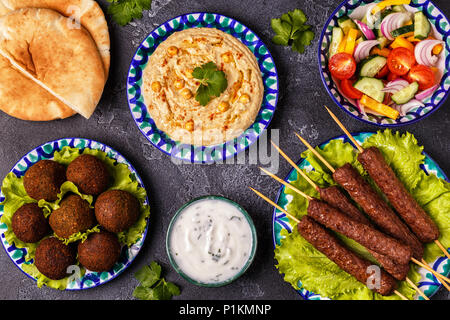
left=168, top=197, right=255, bottom=285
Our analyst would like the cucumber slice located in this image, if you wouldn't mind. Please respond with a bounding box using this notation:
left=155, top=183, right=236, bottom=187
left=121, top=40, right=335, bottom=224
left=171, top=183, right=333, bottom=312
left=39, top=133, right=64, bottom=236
left=359, top=55, right=387, bottom=78
left=391, top=24, right=414, bottom=38
left=338, top=16, right=357, bottom=35
left=329, top=27, right=344, bottom=58
left=354, top=77, right=385, bottom=102
left=377, top=36, right=390, bottom=49
left=391, top=82, right=419, bottom=104
left=414, top=11, right=431, bottom=40
left=392, top=5, right=407, bottom=13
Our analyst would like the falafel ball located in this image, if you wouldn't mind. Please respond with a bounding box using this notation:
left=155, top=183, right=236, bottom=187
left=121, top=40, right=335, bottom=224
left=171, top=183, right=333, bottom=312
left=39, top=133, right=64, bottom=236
left=66, top=154, right=110, bottom=195
left=23, top=160, right=66, bottom=201
left=49, top=195, right=96, bottom=239
left=78, top=231, right=121, bottom=272
left=95, top=190, right=140, bottom=233
left=12, top=203, right=49, bottom=243
left=34, top=237, right=76, bottom=280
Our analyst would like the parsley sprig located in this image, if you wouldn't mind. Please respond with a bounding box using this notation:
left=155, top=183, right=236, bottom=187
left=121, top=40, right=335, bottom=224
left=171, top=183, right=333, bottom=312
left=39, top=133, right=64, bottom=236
left=192, top=62, right=228, bottom=106
left=107, top=0, right=152, bottom=26
left=133, top=261, right=180, bottom=300
left=271, top=9, right=315, bottom=54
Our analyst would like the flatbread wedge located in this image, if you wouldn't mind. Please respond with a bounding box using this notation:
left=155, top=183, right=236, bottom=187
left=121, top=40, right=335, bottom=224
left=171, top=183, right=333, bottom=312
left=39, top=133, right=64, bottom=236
left=0, top=0, right=110, bottom=76
left=0, top=8, right=106, bottom=119
left=0, top=55, right=76, bottom=121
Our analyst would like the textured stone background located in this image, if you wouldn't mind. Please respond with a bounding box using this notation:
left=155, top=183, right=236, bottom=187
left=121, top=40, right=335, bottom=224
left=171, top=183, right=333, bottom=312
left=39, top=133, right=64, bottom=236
left=0, top=0, right=449, bottom=300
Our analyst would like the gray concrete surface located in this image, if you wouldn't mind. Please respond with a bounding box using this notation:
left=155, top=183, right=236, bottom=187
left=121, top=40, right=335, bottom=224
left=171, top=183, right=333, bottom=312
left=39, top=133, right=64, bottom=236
left=0, top=0, right=448, bottom=300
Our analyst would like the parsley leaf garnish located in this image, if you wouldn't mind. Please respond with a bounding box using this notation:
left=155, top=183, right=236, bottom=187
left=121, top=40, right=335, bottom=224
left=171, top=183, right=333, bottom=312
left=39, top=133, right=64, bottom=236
left=271, top=9, right=315, bottom=54
left=133, top=261, right=180, bottom=300
left=192, top=62, right=228, bottom=106
left=107, top=0, right=152, bottom=26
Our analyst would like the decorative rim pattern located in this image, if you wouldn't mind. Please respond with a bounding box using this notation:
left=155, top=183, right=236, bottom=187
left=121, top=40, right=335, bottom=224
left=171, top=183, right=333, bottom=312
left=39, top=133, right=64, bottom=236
left=272, top=132, right=450, bottom=300
left=166, top=195, right=258, bottom=287
left=127, top=12, right=279, bottom=163
left=0, top=138, right=150, bottom=290
left=318, top=0, right=450, bottom=127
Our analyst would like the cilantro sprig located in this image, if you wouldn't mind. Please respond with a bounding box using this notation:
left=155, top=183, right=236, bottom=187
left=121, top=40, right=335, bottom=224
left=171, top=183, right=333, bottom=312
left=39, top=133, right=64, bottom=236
left=133, top=261, right=180, bottom=300
left=107, top=0, right=152, bottom=26
left=271, top=9, right=315, bottom=54
left=192, top=62, right=228, bottom=106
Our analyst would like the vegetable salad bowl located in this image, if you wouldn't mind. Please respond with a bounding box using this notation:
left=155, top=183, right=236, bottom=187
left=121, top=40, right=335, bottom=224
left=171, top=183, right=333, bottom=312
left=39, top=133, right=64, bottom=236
left=318, top=0, right=450, bottom=126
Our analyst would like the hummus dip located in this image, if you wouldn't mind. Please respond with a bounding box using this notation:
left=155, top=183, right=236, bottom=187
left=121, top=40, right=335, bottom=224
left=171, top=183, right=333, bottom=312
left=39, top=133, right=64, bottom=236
left=142, top=28, right=264, bottom=146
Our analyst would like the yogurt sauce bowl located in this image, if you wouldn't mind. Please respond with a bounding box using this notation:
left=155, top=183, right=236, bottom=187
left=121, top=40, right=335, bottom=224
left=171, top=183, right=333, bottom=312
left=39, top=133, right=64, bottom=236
left=166, top=196, right=257, bottom=287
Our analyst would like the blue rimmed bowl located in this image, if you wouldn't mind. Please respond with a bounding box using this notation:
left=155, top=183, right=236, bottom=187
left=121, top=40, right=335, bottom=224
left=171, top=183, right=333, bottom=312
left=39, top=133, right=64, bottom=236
left=127, top=12, right=279, bottom=163
left=0, top=138, right=150, bottom=290
left=272, top=132, right=450, bottom=300
left=318, top=0, right=450, bottom=126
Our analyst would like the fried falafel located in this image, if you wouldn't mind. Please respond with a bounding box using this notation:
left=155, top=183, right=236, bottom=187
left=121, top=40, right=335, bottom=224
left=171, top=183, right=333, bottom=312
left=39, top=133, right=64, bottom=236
left=11, top=203, right=49, bottom=243
left=95, top=190, right=140, bottom=233
left=23, top=160, right=66, bottom=201
left=66, top=154, right=110, bottom=195
left=77, top=231, right=121, bottom=272
left=49, top=195, right=96, bottom=239
left=34, top=237, right=76, bottom=280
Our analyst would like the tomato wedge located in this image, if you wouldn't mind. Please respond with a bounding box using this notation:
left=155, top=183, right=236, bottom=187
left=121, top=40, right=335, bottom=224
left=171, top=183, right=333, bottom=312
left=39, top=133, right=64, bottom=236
left=387, top=72, right=402, bottom=82
left=340, top=79, right=363, bottom=99
left=375, top=64, right=389, bottom=79
left=387, top=47, right=416, bottom=76
left=407, top=64, right=436, bottom=91
left=329, top=53, right=357, bottom=80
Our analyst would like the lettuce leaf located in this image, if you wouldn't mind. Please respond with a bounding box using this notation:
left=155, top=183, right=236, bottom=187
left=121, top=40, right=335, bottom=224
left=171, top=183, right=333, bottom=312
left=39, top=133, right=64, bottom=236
left=275, top=129, right=449, bottom=300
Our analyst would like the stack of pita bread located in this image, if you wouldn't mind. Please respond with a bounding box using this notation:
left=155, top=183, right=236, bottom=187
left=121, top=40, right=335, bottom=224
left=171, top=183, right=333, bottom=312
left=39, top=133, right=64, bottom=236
left=0, top=0, right=110, bottom=121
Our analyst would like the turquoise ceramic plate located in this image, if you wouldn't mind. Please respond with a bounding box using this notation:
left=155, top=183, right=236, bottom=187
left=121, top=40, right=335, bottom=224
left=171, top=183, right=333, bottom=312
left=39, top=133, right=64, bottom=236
left=127, top=12, right=279, bottom=163
left=272, top=132, right=449, bottom=300
left=0, top=138, right=150, bottom=290
left=319, top=0, right=450, bottom=126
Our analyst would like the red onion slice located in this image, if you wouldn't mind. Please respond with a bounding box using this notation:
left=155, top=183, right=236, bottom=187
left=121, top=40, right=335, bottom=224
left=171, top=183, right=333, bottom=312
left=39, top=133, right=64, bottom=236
left=354, top=20, right=376, bottom=40
left=380, top=13, right=411, bottom=41
left=354, top=40, right=380, bottom=63
left=415, top=40, right=444, bottom=67
left=415, top=84, right=439, bottom=101
left=393, top=99, right=424, bottom=116
left=381, top=79, right=410, bottom=93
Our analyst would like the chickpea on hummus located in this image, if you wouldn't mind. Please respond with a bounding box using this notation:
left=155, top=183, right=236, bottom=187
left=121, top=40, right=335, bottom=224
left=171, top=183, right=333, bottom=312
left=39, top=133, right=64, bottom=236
left=142, top=28, right=264, bottom=146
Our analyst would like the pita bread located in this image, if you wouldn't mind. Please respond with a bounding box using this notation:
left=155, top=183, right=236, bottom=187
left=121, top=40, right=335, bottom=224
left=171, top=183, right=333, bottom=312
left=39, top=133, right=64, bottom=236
left=0, top=8, right=106, bottom=119
left=0, top=0, right=110, bottom=76
left=0, top=55, right=76, bottom=121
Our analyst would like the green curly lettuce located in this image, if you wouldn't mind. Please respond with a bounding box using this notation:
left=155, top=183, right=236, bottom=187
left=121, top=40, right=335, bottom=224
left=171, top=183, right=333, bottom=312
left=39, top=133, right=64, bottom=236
left=0, top=146, right=151, bottom=290
left=275, top=129, right=450, bottom=300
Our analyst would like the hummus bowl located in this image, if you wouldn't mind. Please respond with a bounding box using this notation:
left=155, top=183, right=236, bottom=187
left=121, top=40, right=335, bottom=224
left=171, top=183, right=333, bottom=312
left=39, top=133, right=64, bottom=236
left=127, top=12, right=279, bottom=163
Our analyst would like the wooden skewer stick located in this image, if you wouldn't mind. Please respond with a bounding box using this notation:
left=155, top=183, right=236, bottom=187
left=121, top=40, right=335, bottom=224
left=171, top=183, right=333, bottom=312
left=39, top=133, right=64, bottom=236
left=394, top=290, right=409, bottom=300
left=259, top=167, right=313, bottom=201
left=250, top=186, right=410, bottom=300
left=410, top=258, right=450, bottom=288
left=249, top=187, right=300, bottom=224
left=405, top=277, right=429, bottom=300
left=294, top=133, right=335, bottom=173
left=324, top=105, right=364, bottom=153
left=270, top=141, right=320, bottom=191
left=324, top=105, right=450, bottom=266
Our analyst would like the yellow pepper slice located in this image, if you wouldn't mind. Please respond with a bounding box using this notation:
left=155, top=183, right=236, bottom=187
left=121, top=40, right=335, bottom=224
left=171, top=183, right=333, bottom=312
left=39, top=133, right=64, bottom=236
left=338, top=35, right=348, bottom=53
left=372, top=0, right=411, bottom=15
left=433, top=44, right=443, bottom=55
left=344, top=28, right=358, bottom=55
left=360, top=95, right=399, bottom=120
left=390, top=36, right=414, bottom=51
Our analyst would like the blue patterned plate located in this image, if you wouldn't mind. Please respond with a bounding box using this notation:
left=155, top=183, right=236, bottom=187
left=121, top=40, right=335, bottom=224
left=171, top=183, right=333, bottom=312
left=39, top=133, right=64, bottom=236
left=127, top=12, right=279, bottom=163
left=319, top=0, right=450, bottom=126
left=0, top=138, right=150, bottom=290
left=272, top=132, right=450, bottom=300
